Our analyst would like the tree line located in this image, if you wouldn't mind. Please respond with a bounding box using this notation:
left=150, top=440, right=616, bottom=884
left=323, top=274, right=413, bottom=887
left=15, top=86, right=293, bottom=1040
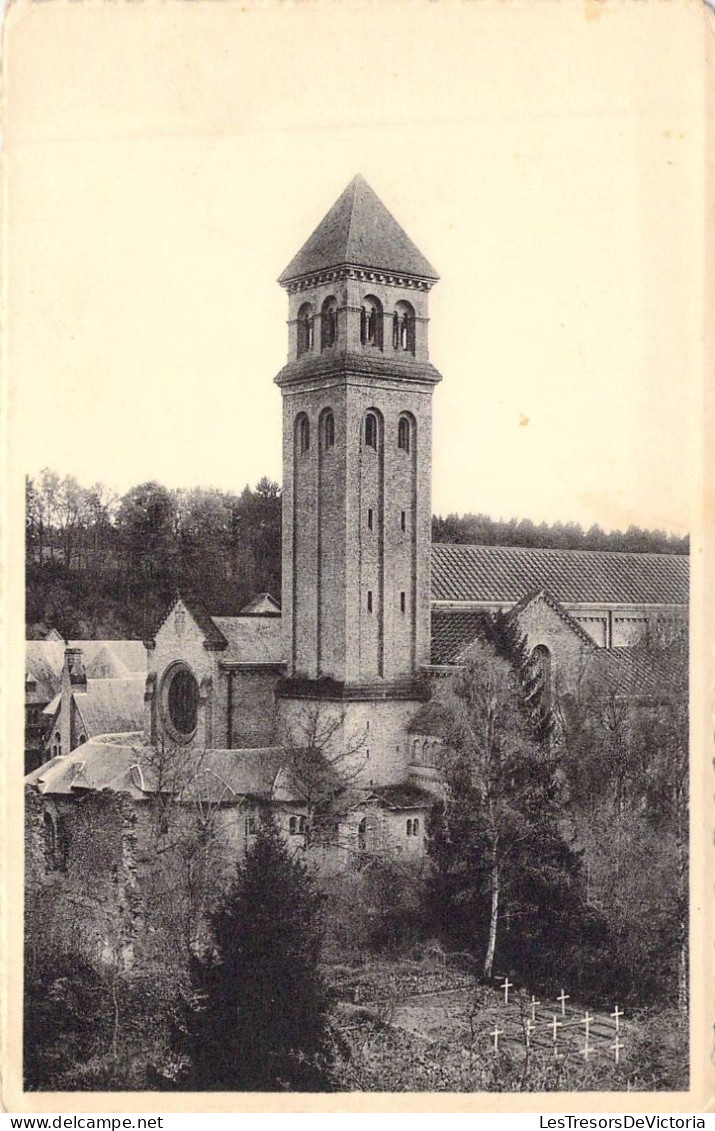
left=26, top=470, right=688, bottom=640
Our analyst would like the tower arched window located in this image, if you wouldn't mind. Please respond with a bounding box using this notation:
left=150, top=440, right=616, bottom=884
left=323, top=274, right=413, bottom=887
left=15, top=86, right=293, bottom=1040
left=364, top=412, right=378, bottom=450
left=321, top=296, right=338, bottom=350
left=322, top=410, right=335, bottom=451
left=360, top=295, right=383, bottom=349
left=296, top=414, right=310, bottom=455
left=297, top=303, right=314, bottom=357
left=393, top=300, right=416, bottom=355
left=398, top=416, right=411, bottom=453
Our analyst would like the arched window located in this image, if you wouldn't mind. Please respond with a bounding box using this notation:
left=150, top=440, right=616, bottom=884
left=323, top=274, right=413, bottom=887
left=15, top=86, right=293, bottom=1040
left=398, top=416, right=411, bottom=453
left=161, top=663, right=199, bottom=742
left=360, top=295, right=383, bottom=349
left=364, top=412, right=378, bottom=449
left=393, top=300, right=416, bottom=354
left=296, top=303, right=314, bottom=357
left=413, top=817, right=420, bottom=836
left=289, top=816, right=298, bottom=835
left=321, top=296, right=338, bottom=350
left=296, top=414, right=310, bottom=455
left=322, top=410, right=335, bottom=451
left=78, top=734, right=87, bottom=746
left=298, top=815, right=307, bottom=834
left=406, top=819, right=413, bottom=837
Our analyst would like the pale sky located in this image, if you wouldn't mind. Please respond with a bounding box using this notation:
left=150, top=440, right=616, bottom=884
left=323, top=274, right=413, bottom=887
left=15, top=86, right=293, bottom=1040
left=5, top=0, right=706, bottom=535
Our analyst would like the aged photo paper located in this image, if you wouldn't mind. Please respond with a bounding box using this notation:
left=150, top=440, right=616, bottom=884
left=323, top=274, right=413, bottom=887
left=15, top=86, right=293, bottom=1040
left=2, top=0, right=713, bottom=1114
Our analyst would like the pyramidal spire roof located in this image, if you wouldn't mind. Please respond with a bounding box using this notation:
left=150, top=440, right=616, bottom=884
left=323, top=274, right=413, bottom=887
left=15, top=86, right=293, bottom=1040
left=279, top=175, right=438, bottom=284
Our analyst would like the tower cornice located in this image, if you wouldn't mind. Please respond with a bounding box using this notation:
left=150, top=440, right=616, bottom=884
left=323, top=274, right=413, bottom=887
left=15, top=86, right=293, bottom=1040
left=282, top=265, right=436, bottom=295
left=274, top=351, right=442, bottom=391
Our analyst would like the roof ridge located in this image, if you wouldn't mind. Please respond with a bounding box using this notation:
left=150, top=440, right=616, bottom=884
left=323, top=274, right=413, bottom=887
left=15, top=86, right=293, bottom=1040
left=433, top=543, right=688, bottom=561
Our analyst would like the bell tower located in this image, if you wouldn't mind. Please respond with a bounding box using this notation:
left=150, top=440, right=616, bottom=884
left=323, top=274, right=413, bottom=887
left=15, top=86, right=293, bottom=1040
left=275, top=175, right=441, bottom=688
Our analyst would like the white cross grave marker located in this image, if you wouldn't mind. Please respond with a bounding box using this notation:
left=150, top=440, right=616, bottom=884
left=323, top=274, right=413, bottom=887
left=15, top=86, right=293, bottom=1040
left=557, top=989, right=570, bottom=1016
left=501, top=977, right=513, bottom=1004
left=525, top=1019, right=535, bottom=1048
left=581, top=1041, right=592, bottom=1061
left=491, top=1026, right=503, bottom=1055
left=611, top=1005, right=623, bottom=1032
left=612, top=1037, right=625, bottom=1065
left=530, top=995, right=540, bottom=1022
left=580, top=1011, right=593, bottom=1039
left=551, top=1015, right=562, bottom=1042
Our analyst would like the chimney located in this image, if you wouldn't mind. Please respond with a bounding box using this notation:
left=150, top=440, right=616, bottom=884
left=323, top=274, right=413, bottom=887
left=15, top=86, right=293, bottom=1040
left=61, top=647, right=86, bottom=754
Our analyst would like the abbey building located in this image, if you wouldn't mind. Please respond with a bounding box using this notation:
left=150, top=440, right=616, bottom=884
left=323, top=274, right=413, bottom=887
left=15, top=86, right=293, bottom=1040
left=25, top=177, right=688, bottom=960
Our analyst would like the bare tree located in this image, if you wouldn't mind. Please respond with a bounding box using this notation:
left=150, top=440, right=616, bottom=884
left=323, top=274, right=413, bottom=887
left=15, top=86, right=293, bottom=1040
left=280, top=703, right=368, bottom=846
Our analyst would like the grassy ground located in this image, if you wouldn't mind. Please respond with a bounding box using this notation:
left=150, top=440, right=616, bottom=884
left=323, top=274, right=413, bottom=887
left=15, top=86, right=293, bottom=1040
left=327, top=957, right=688, bottom=1093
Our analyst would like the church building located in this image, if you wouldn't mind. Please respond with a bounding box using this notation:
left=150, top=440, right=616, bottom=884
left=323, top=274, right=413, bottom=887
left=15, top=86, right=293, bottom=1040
left=25, top=177, right=688, bottom=962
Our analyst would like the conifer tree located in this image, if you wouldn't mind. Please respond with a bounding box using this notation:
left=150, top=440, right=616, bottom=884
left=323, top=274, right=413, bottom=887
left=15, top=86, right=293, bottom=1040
left=186, top=810, right=332, bottom=1092
left=426, top=616, right=591, bottom=986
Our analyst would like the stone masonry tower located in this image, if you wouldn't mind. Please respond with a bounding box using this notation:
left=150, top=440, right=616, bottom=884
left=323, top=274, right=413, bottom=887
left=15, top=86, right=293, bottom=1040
left=275, top=176, right=441, bottom=688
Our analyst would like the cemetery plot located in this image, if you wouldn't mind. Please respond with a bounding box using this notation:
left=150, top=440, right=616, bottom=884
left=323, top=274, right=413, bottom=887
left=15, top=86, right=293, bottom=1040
left=386, top=979, right=628, bottom=1069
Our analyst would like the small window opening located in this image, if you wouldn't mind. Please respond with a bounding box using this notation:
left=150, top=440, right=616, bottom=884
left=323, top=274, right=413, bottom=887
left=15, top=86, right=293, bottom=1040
left=367, top=508, right=374, bottom=531
left=297, top=304, right=314, bottom=357
left=400, top=591, right=406, bottom=614
left=321, top=299, right=338, bottom=350
left=401, top=511, right=407, bottom=531
left=299, top=416, right=310, bottom=454
left=413, top=818, right=420, bottom=836
left=324, top=411, right=335, bottom=450
left=367, top=591, right=373, bottom=613
left=364, top=413, right=378, bottom=449
left=406, top=819, right=413, bottom=837
left=298, top=815, right=306, bottom=834
left=398, top=417, right=410, bottom=453
left=360, top=298, right=383, bottom=348
left=289, top=816, right=299, bottom=835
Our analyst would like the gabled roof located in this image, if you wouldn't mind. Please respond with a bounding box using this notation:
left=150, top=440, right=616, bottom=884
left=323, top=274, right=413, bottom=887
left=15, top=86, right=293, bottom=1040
left=73, top=678, right=145, bottom=737
left=238, top=593, right=281, bottom=617
left=150, top=592, right=228, bottom=650
left=25, top=640, right=146, bottom=702
left=507, top=589, right=597, bottom=648
left=431, top=544, right=689, bottom=606
left=278, top=175, right=438, bottom=284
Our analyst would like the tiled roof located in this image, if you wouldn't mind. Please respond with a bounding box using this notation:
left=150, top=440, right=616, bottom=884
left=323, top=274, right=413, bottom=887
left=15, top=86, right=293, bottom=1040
left=367, top=783, right=435, bottom=810
left=430, top=609, right=490, bottom=666
left=431, top=544, right=689, bottom=606
left=26, top=741, right=289, bottom=801
left=73, top=678, right=145, bottom=738
left=279, top=175, right=438, bottom=284
left=212, top=616, right=284, bottom=666
left=584, top=648, right=668, bottom=699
